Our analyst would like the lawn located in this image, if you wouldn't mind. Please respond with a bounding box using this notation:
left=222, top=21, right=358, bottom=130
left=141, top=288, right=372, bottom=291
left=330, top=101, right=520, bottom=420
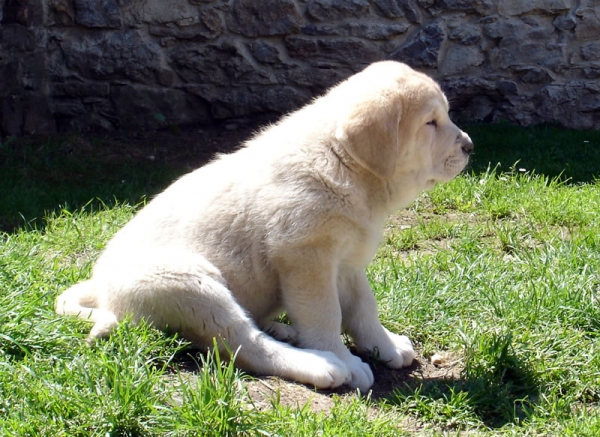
left=1, top=122, right=600, bottom=436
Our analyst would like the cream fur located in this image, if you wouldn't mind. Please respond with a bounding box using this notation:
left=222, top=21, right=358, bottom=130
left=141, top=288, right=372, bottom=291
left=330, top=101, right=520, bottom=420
left=55, top=61, right=473, bottom=391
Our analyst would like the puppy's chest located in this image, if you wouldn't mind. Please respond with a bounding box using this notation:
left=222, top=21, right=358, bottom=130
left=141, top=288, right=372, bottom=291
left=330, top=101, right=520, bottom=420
left=341, top=226, right=383, bottom=268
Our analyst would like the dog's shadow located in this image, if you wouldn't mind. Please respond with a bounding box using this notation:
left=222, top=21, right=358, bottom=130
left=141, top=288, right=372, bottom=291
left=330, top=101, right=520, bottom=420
left=365, top=352, right=540, bottom=429
left=170, top=345, right=539, bottom=429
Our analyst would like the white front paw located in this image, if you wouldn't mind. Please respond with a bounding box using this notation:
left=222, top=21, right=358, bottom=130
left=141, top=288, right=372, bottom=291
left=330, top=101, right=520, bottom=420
left=381, top=331, right=415, bottom=369
left=343, top=354, right=374, bottom=392
left=287, top=349, right=350, bottom=389
left=304, top=350, right=351, bottom=389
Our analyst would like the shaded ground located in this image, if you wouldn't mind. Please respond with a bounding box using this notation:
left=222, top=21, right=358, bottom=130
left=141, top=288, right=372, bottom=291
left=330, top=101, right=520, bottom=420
left=0, top=116, right=274, bottom=232
left=244, top=352, right=464, bottom=415
left=93, top=116, right=275, bottom=172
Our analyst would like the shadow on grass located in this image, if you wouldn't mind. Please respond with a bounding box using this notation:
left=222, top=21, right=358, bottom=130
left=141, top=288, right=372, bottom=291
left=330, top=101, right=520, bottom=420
left=376, top=332, right=541, bottom=429
left=466, top=122, right=600, bottom=184
left=164, top=329, right=540, bottom=429
left=1, top=120, right=599, bottom=233
left=0, top=120, right=263, bottom=233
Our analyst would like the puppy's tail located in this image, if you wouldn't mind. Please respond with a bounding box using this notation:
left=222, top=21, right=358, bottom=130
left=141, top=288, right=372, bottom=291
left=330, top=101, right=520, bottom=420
left=55, top=281, right=118, bottom=343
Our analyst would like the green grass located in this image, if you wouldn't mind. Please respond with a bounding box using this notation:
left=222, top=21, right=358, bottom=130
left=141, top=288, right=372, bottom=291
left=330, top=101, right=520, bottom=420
left=0, top=134, right=183, bottom=232
left=467, top=122, right=600, bottom=183
left=1, top=123, right=600, bottom=435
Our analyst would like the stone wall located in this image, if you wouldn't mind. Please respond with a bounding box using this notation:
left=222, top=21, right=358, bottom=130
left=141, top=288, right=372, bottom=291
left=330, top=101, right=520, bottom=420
left=1, top=0, right=599, bottom=135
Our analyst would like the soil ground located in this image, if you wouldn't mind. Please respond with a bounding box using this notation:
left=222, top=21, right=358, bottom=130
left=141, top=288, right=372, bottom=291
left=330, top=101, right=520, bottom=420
left=244, top=353, right=463, bottom=415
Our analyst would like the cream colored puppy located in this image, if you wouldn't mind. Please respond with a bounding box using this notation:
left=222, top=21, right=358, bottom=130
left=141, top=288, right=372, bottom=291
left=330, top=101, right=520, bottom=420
left=56, top=61, right=473, bottom=392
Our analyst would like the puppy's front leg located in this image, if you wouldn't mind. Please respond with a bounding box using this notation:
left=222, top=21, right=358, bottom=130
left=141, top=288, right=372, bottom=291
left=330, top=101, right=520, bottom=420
left=275, top=248, right=374, bottom=391
left=339, top=269, right=415, bottom=368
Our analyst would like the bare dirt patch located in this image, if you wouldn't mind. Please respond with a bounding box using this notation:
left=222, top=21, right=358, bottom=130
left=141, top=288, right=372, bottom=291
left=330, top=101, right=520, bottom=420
left=244, top=351, right=464, bottom=415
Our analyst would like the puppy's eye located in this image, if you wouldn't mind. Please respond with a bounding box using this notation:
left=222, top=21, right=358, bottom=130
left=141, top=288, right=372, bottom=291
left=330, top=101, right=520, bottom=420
left=426, top=119, right=437, bottom=128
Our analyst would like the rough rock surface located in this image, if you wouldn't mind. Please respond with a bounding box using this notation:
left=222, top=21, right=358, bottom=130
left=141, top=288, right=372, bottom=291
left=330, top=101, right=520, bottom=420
left=1, top=0, right=599, bottom=134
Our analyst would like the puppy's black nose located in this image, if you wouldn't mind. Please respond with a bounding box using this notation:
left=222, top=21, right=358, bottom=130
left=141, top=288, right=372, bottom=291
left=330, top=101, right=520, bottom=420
left=461, top=138, right=474, bottom=156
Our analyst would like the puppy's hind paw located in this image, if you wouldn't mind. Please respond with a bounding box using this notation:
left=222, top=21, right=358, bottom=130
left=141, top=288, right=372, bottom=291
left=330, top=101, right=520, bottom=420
left=262, top=320, right=298, bottom=344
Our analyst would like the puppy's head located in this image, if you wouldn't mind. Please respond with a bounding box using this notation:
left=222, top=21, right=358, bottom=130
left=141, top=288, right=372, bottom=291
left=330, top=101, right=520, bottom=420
left=333, top=61, right=473, bottom=186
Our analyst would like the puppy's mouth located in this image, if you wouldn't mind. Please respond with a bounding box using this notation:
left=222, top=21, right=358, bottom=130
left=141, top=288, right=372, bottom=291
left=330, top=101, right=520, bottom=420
left=448, top=156, right=468, bottom=169
left=442, top=155, right=469, bottom=180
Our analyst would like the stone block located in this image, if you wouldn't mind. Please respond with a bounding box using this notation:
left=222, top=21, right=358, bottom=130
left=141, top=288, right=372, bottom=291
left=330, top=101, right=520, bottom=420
left=498, top=0, right=572, bottom=16
left=51, top=82, right=111, bottom=98
left=447, top=20, right=482, bottom=45
left=553, top=15, right=576, bottom=30
left=206, top=88, right=261, bottom=119
left=169, top=42, right=274, bottom=85
left=581, top=42, right=600, bottom=60
left=441, top=77, right=503, bottom=122
left=533, top=81, right=600, bottom=128
left=20, top=53, right=46, bottom=91
left=575, top=7, right=600, bottom=40
left=514, top=66, right=554, bottom=84
left=307, top=0, right=370, bottom=22
left=440, top=45, right=485, bottom=76
left=278, top=65, right=352, bottom=92
left=301, top=24, right=341, bottom=36
left=148, top=23, right=220, bottom=40
left=490, top=40, right=566, bottom=71
left=0, top=25, right=36, bottom=52
left=28, top=97, right=56, bottom=134
left=260, top=85, right=312, bottom=113
left=0, top=60, right=20, bottom=96
left=345, top=22, right=411, bottom=40
left=194, top=84, right=311, bottom=119
left=73, top=0, right=122, bottom=28
left=141, top=0, right=199, bottom=24
left=373, top=0, right=421, bottom=23
left=485, top=16, right=566, bottom=71
left=61, top=30, right=162, bottom=84
left=390, top=21, right=445, bottom=68
left=52, top=99, right=87, bottom=116
left=49, top=0, right=76, bottom=26
left=582, top=66, right=600, bottom=79
left=425, top=0, right=494, bottom=16
left=227, top=0, right=303, bottom=37
left=148, top=8, right=223, bottom=41
left=2, top=0, right=43, bottom=26
left=285, top=36, right=381, bottom=67
left=250, top=41, right=285, bottom=65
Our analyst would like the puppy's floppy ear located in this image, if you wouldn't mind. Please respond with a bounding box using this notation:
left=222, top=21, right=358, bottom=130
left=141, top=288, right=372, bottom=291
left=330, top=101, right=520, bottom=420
left=335, top=92, right=402, bottom=179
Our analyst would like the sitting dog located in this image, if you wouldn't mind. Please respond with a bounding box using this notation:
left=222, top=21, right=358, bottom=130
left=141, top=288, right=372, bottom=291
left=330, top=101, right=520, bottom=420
left=56, top=61, right=473, bottom=391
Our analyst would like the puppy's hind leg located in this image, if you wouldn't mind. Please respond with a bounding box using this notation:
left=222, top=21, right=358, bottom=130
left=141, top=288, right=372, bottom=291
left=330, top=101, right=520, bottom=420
left=171, top=274, right=351, bottom=390
left=55, top=280, right=119, bottom=343
left=79, top=252, right=351, bottom=389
